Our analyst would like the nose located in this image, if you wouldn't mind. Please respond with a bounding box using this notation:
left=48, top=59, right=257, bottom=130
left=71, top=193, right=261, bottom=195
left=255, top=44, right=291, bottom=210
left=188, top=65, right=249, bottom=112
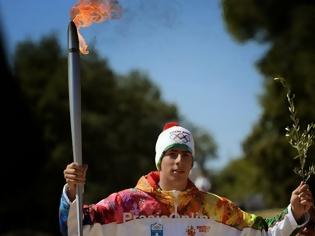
left=175, top=153, right=183, bottom=163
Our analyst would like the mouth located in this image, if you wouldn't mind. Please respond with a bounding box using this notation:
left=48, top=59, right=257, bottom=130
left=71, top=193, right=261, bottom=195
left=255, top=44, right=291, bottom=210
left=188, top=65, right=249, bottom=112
left=172, top=170, right=185, bottom=174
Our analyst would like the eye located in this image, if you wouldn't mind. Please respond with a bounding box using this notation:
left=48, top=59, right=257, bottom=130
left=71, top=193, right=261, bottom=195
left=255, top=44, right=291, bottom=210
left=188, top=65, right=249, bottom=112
left=169, top=152, right=178, bottom=158
left=183, top=152, right=192, bottom=158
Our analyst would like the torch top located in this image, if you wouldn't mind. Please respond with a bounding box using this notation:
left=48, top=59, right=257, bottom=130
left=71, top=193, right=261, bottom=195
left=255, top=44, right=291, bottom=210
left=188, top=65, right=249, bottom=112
left=68, top=21, right=79, bottom=52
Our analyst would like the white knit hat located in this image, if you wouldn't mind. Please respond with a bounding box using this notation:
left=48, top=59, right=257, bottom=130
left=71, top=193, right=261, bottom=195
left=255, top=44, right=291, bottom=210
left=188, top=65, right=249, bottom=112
left=155, top=122, right=195, bottom=170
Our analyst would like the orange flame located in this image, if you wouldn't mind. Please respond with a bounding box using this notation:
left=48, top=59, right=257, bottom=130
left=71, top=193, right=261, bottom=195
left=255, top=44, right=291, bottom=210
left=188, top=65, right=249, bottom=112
left=71, top=0, right=121, bottom=54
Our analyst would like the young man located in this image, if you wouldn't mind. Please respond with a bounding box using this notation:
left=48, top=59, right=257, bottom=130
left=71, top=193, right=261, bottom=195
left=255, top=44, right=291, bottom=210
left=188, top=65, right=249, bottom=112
left=59, top=122, right=313, bottom=236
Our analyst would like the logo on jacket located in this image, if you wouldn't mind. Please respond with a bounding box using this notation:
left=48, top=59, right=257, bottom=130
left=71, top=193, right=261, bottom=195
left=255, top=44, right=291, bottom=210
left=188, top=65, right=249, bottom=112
left=151, top=223, right=163, bottom=236
left=186, top=225, right=196, bottom=236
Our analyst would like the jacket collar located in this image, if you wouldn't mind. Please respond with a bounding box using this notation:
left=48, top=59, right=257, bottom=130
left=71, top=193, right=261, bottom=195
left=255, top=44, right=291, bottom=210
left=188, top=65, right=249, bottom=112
left=136, top=171, right=199, bottom=212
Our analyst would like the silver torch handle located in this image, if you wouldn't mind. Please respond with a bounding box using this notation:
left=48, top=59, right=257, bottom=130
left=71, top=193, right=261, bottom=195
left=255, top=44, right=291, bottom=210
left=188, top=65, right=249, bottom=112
left=68, top=20, right=83, bottom=236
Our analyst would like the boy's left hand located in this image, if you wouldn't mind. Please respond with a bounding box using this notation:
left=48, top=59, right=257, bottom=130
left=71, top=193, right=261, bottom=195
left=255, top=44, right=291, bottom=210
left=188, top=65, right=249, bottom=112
left=291, top=182, right=313, bottom=223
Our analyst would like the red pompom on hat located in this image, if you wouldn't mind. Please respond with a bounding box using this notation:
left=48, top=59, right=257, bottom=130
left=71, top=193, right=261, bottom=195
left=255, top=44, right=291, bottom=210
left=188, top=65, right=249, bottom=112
left=163, top=121, right=179, bottom=130
left=155, top=121, right=195, bottom=170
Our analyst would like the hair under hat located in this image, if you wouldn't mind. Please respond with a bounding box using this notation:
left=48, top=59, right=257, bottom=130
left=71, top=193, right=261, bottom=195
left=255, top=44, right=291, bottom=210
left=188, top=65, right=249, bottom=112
left=155, top=121, right=195, bottom=170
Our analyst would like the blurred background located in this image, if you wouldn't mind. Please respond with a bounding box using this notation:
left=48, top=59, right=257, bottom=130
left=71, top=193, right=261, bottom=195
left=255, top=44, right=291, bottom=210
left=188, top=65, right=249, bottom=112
left=1, top=0, right=315, bottom=235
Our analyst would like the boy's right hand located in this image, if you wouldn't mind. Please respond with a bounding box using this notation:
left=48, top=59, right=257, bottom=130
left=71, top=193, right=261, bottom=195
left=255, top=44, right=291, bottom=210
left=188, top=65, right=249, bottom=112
left=63, top=162, right=88, bottom=201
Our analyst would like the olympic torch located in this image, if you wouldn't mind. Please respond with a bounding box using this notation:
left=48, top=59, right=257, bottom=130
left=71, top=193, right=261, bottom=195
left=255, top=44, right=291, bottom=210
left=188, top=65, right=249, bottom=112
left=67, top=20, right=83, bottom=236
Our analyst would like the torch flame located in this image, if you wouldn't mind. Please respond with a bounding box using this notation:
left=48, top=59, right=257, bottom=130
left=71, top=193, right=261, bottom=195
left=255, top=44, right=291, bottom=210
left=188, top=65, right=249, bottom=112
left=71, top=0, right=121, bottom=54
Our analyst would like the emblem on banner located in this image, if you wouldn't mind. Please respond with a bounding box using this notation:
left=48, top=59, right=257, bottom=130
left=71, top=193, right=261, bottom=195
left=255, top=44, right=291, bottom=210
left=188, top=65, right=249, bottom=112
left=197, top=225, right=211, bottom=233
left=151, top=223, right=163, bottom=236
left=186, top=225, right=196, bottom=236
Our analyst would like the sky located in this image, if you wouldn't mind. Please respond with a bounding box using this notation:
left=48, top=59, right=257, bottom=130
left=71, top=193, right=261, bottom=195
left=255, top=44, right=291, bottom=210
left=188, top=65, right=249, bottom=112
left=0, top=0, right=267, bottom=170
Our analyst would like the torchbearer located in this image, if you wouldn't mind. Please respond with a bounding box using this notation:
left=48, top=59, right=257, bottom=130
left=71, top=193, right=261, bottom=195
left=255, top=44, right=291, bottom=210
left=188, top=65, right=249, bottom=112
left=59, top=122, right=313, bottom=236
left=67, top=20, right=83, bottom=236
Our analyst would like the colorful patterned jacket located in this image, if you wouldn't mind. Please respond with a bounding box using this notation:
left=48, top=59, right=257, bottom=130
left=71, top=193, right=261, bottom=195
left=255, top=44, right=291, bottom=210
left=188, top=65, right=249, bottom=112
left=59, top=171, right=305, bottom=236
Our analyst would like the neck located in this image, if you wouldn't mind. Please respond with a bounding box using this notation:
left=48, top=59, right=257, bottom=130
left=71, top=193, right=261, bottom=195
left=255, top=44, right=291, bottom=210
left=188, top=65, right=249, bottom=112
left=159, top=174, right=188, bottom=191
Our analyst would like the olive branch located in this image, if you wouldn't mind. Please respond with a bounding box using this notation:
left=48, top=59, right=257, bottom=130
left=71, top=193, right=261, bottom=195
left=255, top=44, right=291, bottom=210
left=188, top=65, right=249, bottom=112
left=274, top=77, right=315, bottom=182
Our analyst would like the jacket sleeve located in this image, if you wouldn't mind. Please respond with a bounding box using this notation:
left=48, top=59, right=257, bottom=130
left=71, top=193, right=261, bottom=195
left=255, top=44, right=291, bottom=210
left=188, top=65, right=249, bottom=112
left=59, top=186, right=121, bottom=236
left=59, top=185, right=72, bottom=236
left=241, top=204, right=309, bottom=236
left=263, top=205, right=309, bottom=236
left=213, top=194, right=308, bottom=236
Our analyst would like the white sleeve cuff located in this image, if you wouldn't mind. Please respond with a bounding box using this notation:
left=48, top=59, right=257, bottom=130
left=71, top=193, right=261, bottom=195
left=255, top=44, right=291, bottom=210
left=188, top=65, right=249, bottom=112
left=288, top=203, right=310, bottom=227
left=62, top=184, right=73, bottom=204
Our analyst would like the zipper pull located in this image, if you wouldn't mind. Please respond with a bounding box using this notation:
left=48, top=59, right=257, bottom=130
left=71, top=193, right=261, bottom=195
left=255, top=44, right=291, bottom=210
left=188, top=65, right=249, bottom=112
left=172, top=190, right=179, bottom=215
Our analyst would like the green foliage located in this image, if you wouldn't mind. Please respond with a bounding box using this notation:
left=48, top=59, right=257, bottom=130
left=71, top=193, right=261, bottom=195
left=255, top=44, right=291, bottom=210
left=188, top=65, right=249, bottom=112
left=222, top=0, right=315, bottom=43
left=5, top=34, right=217, bottom=234
left=188, top=123, right=217, bottom=173
left=213, top=157, right=262, bottom=206
left=221, top=0, right=315, bottom=206
left=275, top=78, right=315, bottom=182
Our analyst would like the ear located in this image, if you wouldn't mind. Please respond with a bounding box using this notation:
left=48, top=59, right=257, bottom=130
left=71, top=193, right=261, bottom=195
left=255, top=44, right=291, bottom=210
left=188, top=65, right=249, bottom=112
left=157, top=155, right=165, bottom=171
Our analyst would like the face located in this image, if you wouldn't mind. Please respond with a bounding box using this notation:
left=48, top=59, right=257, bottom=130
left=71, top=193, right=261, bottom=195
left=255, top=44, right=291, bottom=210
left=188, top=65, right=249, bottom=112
left=160, top=148, right=193, bottom=185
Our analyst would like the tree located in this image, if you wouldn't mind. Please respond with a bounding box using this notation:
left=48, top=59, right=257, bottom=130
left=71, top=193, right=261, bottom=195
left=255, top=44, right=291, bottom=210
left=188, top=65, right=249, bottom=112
left=213, top=157, right=263, bottom=210
left=1, top=24, right=46, bottom=235
left=221, top=0, right=315, bottom=206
